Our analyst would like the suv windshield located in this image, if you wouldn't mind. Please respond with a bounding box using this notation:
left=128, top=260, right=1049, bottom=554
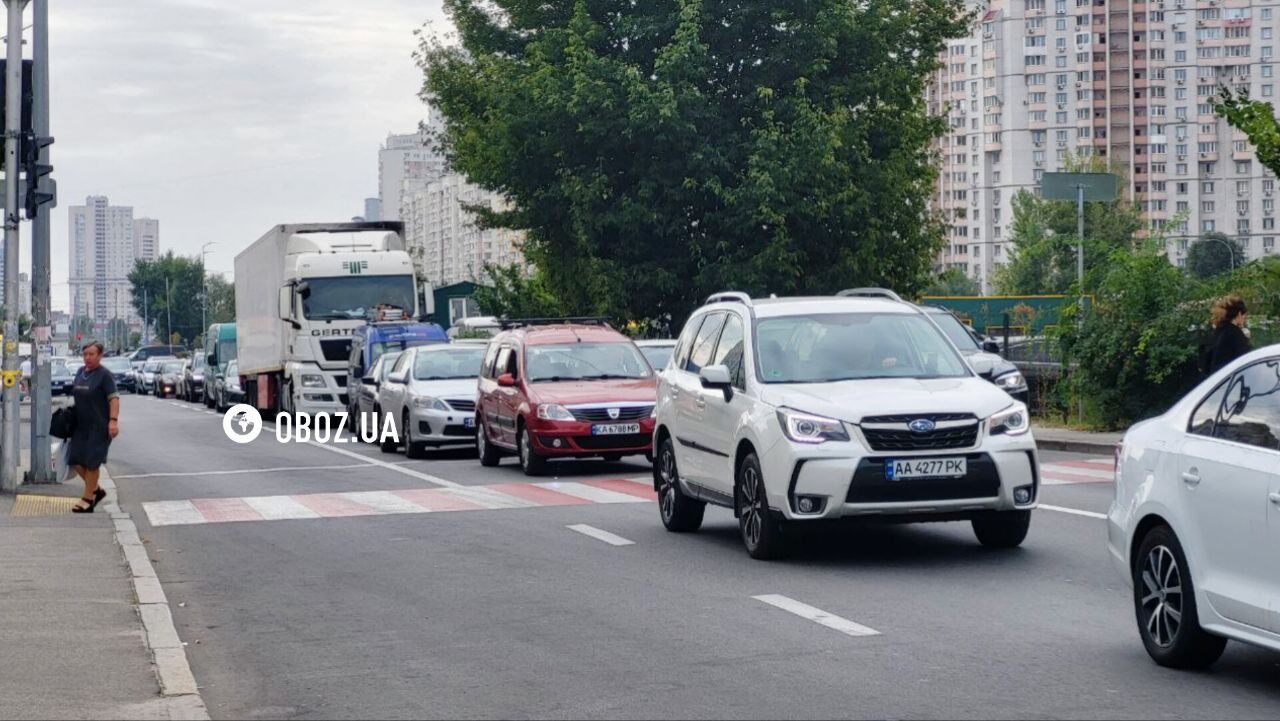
left=928, top=311, right=981, bottom=352
left=755, top=313, right=971, bottom=383
left=414, top=347, right=486, bottom=380
left=526, top=342, right=652, bottom=383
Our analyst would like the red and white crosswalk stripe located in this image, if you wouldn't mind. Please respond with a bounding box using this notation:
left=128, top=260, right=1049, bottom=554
left=1039, top=457, right=1114, bottom=485
left=143, top=478, right=657, bottom=528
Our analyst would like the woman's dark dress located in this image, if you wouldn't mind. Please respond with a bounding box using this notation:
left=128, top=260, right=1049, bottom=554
left=1208, top=323, right=1251, bottom=375
left=68, top=365, right=117, bottom=469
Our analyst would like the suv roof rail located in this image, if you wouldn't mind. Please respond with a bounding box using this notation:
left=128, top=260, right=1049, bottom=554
left=836, top=287, right=904, bottom=302
left=499, top=316, right=613, bottom=330
left=705, top=291, right=753, bottom=307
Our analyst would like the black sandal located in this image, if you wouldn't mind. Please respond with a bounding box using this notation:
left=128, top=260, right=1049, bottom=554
left=71, top=489, right=107, bottom=514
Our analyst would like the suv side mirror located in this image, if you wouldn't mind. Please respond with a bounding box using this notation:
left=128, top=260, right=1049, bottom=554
left=982, top=338, right=1002, bottom=355
left=387, top=371, right=408, bottom=385
left=362, top=375, right=377, bottom=387
left=699, top=365, right=734, bottom=401
left=497, top=373, right=517, bottom=388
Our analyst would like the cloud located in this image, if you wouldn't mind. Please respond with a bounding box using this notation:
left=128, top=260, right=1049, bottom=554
left=44, top=0, right=447, bottom=311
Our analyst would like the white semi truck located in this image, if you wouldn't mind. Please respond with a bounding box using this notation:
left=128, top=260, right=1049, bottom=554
left=234, top=222, right=430, bottom=413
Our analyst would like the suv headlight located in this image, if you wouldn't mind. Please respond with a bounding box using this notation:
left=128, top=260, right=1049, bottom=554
left=994, top=371, right=1027, bottom=392
left=989, top=404, right=1029, bottom=436
left=537, top=403, right=575, bottom=421
left=300, top=374, right=326, bottom=388
left=777, top=408, right=850, bottom=444
left=413, top=396, right=449, bottom=411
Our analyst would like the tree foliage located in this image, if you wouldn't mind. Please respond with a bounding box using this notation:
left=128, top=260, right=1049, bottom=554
left=1216, top=89, right=1280, bottom=176
left=1186, top=232, right=1245, bottom=279
left=921, top=267, right=979, bottom=297
left=128, top=252, right=206, bottom=346
left=472, top=264, right=565, bottom=320
left=995, top=156, right=1141, bottom=295
left=421, top=0, right=969, bottom=325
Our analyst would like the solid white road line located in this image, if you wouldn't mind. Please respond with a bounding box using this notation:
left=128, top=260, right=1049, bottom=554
left=567, top=524, right=636, bottom=547
left=1039, top=504, right=1108, bottom=520
left=753, top=594, right=881, bottom=637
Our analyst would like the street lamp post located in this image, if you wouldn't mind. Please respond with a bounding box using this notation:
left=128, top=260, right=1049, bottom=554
left=201, top=242, right=215, bottom=346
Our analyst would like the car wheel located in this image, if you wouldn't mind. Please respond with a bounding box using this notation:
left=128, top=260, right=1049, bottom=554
left=404, top=411, right=426, bottom=459
left=378, top=407, right=398, bottom=454
left=737, top=452, right=787, bottom=560
left=972, top=510, right=1032, bottom=549
left=518, top=425, right=547, bottom=477
left=1134, top=526, right=1227, bottom=669
left=216, top=390, right=228, bottom=413
left=477, top=419, right=501, bottom=467
left=655, top=436, right=704, bottom=533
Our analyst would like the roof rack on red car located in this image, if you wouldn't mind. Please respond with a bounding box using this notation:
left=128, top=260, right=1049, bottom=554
left=499, top=317, right=613, bottom=330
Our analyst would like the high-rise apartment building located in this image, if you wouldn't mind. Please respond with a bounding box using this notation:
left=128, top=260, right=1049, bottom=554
left=931, top=0, right=1280, bottom=292
left=68, top=196, right=159, bottom=325
left=378, top=115, right=448, bottom=222
left=402, top=174, right=528, bottom=288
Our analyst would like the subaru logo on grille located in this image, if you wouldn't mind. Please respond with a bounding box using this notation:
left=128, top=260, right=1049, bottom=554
left=607, top=408, right=621, bottom=420
left=908, top=419, right=936, bottom=434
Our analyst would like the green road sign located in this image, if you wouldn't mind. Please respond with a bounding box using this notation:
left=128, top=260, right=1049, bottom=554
left=1041, top=172, right=1118, bottom=202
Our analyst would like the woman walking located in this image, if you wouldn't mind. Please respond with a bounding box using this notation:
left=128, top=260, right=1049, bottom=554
left=1206, top=294, right=1252, bottom=375
left=68, top=341, right=120, bottom=513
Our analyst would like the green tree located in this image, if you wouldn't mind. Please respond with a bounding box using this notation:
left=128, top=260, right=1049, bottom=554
left=128, top=331, right=142, bottom=349
left=473, top=264, right=565, bottom=319
left=421, top=0, right=969, bottom=326
left=1186, top=232, right=1246, bottom=279
left=1216, top=89, right=1280, bottom=176
left=128, top=253, right=206, bottom=346
left=921, top=268, right=979, bottom=297
left=995, top=156, right=1142, bottom=295
left=204, top=274, right=235, bottom=326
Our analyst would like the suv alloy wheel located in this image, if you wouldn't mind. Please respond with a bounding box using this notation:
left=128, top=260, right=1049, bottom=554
left=1134, top=526, right=1227, bottom=668
left=655, top=435, right=704, bottom=532
left=737, top=452, right=787, bottom=559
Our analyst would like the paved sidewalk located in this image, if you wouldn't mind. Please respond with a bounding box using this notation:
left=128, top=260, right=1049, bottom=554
left=1033, top=425, right=1124, bottom=454
left=1, top=454, right=206, bottom=719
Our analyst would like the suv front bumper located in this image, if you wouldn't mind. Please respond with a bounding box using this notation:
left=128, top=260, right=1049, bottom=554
left=762, top=433, right=1040, bottom=522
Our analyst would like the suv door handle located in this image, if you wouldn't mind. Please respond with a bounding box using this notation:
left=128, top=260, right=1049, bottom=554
left=1181, top=470, right=1201, bottom=487
left=1269, top=492, right=1280, bottom=506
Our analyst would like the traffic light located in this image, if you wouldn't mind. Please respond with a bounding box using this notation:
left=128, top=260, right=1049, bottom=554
left=23, top=132, right=53, bottom=219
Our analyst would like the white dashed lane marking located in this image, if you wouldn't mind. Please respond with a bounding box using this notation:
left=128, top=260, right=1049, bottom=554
left=567, top=524, right=636, bottom=547
left=753, top=594, right=881, bottom=637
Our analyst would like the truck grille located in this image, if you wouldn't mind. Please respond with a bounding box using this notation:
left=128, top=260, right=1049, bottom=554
left=570, top=406, right=654, bottom=422
left=846, top=454, right=1000, bottom=503
left=446, top=399, right=476, bottom=412
left=320, top=340, right=352, bottom=362
left=862, top=425, right=979, bottom=452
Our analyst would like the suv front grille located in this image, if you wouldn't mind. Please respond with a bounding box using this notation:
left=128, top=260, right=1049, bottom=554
left=846, top=454, right=1000, bottom=503
left=861, top=413, right=976, bottom=424
left=570, top=406, right=654, bottom=422
left=862, top=425, right=979, bottom=451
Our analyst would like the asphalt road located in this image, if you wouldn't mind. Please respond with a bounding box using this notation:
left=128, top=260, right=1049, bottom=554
left=108, top=394, right=1280, bottom=720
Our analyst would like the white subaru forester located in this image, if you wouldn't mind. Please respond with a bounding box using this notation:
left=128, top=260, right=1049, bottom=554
left=651, top=289, right=1040, bottom=559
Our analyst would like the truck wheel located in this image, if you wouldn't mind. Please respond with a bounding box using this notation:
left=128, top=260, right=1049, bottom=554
left=972, top=510, right=1032, bottom=549
left=518, top=426, right=547, bottom=477
left=403, top=411, right=427, bottom=459
left=477, top=420, right=500, bottom=467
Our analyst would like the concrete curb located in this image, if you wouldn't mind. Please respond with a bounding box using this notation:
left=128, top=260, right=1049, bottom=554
left=1036, top=438, right=1119, bottom=455
left=100, top=468, right=211, bottom=721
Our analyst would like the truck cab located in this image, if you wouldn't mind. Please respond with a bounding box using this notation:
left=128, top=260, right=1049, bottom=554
left=202, top=323, right=237, bottom=406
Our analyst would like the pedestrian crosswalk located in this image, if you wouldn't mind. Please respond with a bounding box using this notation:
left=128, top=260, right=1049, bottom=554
left=143, top=478, right=657, bottom=527
left=141, top=457, right=1113, bottom=528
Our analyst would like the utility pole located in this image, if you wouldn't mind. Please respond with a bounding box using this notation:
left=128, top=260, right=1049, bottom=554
left=200, top=241, right=214, bottom=346
left=0, top=0, right=27, bottom=492
left=25, top=0, right=49, bottom=482
left=165, top=276, right=171, bottom=345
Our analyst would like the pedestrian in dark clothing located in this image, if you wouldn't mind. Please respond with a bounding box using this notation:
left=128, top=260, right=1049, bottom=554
left=69, top=341, right=120, bottom=513
left=1206, top=294, right=1251, bottom=375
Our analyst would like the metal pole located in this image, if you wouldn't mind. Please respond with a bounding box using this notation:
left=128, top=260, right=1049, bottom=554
left=26, top=0, right=49, bottom=482
left=165, top=276, right=171, bottom=345
left=1, top=0, right=27, bottom=492
left=1076, top=184, right=1085, bottom=424
left=200, top=241, right=213, bottom=346
left=142, top=286, right=147, bottom=346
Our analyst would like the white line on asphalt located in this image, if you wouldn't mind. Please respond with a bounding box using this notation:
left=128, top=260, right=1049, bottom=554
left=113, top=462, right=384, bottom=480
left=752, top=594, right=881, bottom=637
left=1040, top=464, right=1115, bottom=480
left=1039, top=504, right=1108, bottom=520
left=567, top=524, right=636, bottom=546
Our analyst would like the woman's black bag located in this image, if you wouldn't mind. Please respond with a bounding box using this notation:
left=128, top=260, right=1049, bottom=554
left=49, top=407, right=77, bottom=440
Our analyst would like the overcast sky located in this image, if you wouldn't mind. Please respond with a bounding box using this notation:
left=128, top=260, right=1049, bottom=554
left=42, top=0, right=447, bottom=311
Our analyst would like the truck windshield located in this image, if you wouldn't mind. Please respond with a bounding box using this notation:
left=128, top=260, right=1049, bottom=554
left=301, top=276, right=416, bottom=321
left=218, top=339, right=237, bottom=363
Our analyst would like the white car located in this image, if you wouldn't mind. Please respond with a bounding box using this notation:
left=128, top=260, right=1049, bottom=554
left=652, top=289, right=1039, bottom=559
left=377, top=344, right=487, bottom=458
left=1109, top=344, right=1280, bottom=669
left=635, top=339, right=678, bottom=371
